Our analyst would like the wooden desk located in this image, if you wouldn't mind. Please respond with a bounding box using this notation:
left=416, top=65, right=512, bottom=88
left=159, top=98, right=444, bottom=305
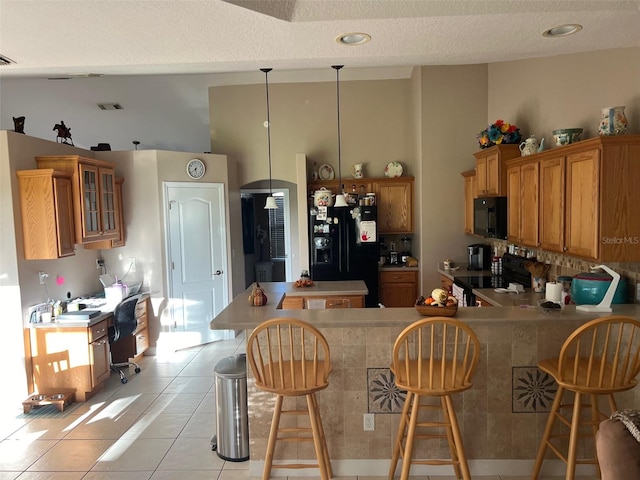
left=28, top=314, right=111, bottom=402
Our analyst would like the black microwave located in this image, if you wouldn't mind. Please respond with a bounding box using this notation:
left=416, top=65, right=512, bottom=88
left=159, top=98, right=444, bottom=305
left=473, top=197, right=507, bottom=239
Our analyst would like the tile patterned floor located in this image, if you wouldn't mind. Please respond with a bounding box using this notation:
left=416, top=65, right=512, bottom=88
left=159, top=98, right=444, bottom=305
left=0, top=332, right=599, bottom=480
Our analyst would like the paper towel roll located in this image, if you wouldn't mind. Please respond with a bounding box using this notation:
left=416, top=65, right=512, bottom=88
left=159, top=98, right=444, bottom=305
left=545, top=282, right=562, bottom=302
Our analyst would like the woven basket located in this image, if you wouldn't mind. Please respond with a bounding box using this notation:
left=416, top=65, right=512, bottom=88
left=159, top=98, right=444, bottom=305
left=414, top=304, right=458, bottom=317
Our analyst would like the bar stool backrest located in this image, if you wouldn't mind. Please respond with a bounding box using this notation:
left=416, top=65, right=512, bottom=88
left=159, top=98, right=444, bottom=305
left=247, top=317, right=332, bottom=395
left=556, top=315, right=640, bottom=391
left=392, top=317, right=480, bottom=393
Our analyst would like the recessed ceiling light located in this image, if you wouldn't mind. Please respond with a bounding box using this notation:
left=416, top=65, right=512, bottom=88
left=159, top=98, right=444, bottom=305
left=336, top=32, right=371, bottom=46
left=542, top=24, right=583, bottom=37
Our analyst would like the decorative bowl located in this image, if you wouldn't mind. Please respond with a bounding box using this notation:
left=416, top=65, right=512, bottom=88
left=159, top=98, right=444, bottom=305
left=415, top=304, right=458, bottom=317
left=552, top=128, right=583, bottom=147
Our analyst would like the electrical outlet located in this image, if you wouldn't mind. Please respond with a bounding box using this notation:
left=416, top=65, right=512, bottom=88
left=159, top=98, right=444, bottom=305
left=96, top=259, right=105, bottom=269
left=363, top=413, right=375, bottom=431
left=38, top=271, right=48, bottom=284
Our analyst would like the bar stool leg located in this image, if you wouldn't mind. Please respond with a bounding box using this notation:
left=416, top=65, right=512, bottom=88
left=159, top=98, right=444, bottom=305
left=400, top=393, right=421, bottom=480
left=389, top=391, right=413, bottom=479
left=444, top=394, right=470, bottom=480
left=263, top=394, right=284, bottom=480
left=310, top=392, right=333, bottom=478
left=607, top=393, right=618, bottom=416
left=441, top=395, right=462, bottom=479
left=307, top=394, right=330, bottom=480
left=566, top=391, right=582, bottom=480
left=532, top=385, right=565, bottom=479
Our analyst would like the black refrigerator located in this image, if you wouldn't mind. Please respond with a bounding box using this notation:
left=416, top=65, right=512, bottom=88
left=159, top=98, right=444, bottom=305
left=309, top=205, right=379, bottom=307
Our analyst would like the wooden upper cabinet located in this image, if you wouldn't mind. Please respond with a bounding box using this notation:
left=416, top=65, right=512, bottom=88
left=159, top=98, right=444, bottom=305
left=17, top=169, right=76, bottom=259
left=564, top=148, right=600, bottom=260
left=308, top=176, right=414, bottom=233
left=85, top=178, right=125, bottom=250
left=461, top=170, right=476, bottom=234
left=505, top=158, right=538, bottom=246
left=35, top=155, right=119, bottom=244
left=504, top=135, right=640, bottom=262
left=539, top=156, right=565, bottom=253
left=373, top=177, right=414, bottom=233
left=473, top=144, right=520, bottom=196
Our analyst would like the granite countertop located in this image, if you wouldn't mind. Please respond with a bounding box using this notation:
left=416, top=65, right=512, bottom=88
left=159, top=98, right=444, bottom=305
left=284, top=280, right=368, bottom=297
left=210, top=281, right=640, bottom=331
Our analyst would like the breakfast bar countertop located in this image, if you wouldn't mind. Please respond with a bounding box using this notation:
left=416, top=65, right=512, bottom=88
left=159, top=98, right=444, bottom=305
left=210, top=281, right=640, bottom=331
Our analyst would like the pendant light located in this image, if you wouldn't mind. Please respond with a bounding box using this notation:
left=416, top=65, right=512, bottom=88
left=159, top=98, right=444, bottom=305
left=261, top=67, right=277, bottom=209
left=332, top=65, right=348, bottom=208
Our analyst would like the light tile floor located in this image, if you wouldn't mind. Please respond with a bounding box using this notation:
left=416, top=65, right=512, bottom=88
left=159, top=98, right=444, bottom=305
left=0, top=333, right=599, bottom=480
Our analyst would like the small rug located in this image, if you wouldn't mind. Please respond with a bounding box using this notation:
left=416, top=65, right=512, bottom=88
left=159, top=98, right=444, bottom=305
left=17, top=401, right=82, bottom=419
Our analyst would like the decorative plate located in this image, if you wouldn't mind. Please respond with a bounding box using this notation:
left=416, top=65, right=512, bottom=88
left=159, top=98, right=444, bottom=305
left=318, top=163, right=335, bottom=180
left=384, top=161, right=403, bottom=178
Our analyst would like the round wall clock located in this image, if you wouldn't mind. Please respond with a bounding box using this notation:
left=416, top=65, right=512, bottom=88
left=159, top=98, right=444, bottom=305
left=186, top=158, right=206, bottom=179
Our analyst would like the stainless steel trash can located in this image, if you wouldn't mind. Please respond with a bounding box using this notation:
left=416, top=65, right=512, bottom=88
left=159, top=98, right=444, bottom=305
left=213, top=354, right=249, bottom=461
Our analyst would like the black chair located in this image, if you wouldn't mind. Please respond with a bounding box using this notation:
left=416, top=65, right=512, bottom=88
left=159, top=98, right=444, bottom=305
left=109, top=293, right=143, bottom=383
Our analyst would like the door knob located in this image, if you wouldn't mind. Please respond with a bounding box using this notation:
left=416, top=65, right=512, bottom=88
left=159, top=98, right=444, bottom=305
left=214, top=270, right=223, bottom=276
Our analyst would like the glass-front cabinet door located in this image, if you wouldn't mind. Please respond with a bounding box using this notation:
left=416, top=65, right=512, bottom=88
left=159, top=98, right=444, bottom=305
left=99, top=168, right=118, bottom=236
left=79, top=163, right=118, bottom=242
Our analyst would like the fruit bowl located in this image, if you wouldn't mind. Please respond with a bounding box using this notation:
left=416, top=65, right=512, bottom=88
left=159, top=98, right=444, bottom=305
left=415, top=304, right=458, bottom=317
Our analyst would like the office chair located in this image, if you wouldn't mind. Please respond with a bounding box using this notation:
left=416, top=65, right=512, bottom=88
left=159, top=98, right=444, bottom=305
left=109, top=293, right=144, bottom=384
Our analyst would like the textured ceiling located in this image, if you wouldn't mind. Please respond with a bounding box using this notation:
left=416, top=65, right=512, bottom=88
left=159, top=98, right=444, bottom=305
left=0, top=0, right=639, bottom=79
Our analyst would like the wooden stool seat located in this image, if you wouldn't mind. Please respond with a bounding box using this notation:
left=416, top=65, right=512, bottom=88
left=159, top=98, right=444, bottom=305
left=532, top=315, right=640, bottom=480
left=389, top=317, right=480, bottom=480
left=247, top=317, right=333, bottom=480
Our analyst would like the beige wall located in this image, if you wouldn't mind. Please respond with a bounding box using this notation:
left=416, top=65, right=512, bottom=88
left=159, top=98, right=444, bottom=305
left=487, top=47, right=640, bottom=139
left=418, top=65, right=489, bottom=290
left=97, top=150, right=238, bottom=351
left=210, top=78, right=415, bottom=186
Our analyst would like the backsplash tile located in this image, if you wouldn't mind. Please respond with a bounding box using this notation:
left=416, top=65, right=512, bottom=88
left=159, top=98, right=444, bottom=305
left=490, top=239, right=640, bottom=303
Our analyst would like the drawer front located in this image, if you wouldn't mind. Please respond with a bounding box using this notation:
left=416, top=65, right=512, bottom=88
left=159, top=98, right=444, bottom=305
left=135, top=298, right=148, bottom=318
left=380, top=271, right=417, bottom=283
left=135, top=328, right=149, bottom=355
left=89, top=319, right=109, bottom=343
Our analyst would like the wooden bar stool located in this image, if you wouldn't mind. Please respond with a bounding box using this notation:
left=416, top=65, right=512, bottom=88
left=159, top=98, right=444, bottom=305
left=532, top=315, right=640, bottom=480
left=389, top=317, right=480, bottom=480
left=247, top=317, right=333, bottom=480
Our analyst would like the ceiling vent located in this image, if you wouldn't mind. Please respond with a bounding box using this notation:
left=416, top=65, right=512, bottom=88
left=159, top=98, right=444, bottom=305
left=0, top=54, right=16, bottom=66
left=97, top=103, right=123, bottom=110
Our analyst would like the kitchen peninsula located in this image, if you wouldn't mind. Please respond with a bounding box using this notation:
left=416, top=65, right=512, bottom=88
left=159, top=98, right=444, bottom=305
left=211, top=281, right=640, bottom=477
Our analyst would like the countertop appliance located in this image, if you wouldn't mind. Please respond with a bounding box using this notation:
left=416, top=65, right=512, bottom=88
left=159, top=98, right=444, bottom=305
left=474, top=196, right=507, bottom=239
left=452, top=253, right=533, bottom=307
left=467, top=243, right=492, bottom=271
left=571, top=271, right=627, bottom=305
left=309, top=205, right=379, bottom=307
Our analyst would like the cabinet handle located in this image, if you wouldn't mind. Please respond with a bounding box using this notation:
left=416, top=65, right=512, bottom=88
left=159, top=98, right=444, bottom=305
left=563, top=247, right=567, bottom=252
left=138, top=335, right=146, bottom=340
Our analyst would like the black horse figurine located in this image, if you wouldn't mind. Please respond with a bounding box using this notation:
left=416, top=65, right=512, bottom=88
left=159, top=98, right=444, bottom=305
left=53, top=121, right=74, bottom=145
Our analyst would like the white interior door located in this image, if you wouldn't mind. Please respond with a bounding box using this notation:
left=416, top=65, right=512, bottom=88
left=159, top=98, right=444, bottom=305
left=165, top=183, right=231, bottom=349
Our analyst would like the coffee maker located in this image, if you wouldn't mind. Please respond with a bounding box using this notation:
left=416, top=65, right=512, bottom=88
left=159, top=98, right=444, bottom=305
left=467, top=244, right=491, bottom=271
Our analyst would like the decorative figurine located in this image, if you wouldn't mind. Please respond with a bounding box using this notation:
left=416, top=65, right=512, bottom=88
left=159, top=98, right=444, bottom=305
left=53, top=121, right=74, bottom=145
left=13, top=116, right=25, bottom=134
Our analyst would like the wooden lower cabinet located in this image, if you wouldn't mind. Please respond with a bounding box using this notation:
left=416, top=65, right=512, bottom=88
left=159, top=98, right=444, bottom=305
left=110, top=297, right=150, bottom=363
left=280, top=295, right=364, bottom=309
left=379, top=270, right=419, bottom=307
left=29, top=318, right=111, bottom=401
left=440, top=274, right=454, bottom=293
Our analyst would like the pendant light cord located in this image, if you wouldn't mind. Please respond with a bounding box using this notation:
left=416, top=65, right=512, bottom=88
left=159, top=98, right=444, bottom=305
left=332, top=65, right=344, bottom=193
left=261, top=68, right=273, bottom=196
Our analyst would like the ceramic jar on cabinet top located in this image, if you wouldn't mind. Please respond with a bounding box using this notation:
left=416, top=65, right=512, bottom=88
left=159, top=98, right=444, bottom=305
left=599, top=106, right=629, bottom=135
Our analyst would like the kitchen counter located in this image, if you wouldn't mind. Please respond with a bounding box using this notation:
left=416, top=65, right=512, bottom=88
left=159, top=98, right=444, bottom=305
left=379, top=264, right=419, bottom=271
left=211, top=280, right=640, bottom=478
left=29, top=311, right=113, bottom=328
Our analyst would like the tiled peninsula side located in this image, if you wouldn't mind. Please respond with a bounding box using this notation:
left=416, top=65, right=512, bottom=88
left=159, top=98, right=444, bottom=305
left=212, top=282, right=640, bottom=477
